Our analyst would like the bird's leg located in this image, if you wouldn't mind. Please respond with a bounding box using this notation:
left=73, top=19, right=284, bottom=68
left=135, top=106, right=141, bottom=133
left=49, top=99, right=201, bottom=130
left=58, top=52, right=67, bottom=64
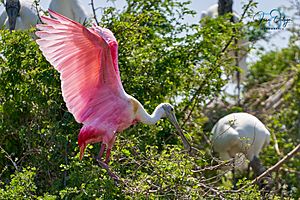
left=250, top=156, right=265, bottom=177
left=246, top=163, right=251, bottom=179
left=250, top=156, right=273, bottom=191
left=98, top=143, right=106, bottom=159
left=232, top=157, right=237, bottom=190
left=96, top=135, right=119, bottom=181
left=104, top=132, right=117, bottom=164
left=105, top=148, right=111, bottom=164
left=96, top=144, right=119, bottom=181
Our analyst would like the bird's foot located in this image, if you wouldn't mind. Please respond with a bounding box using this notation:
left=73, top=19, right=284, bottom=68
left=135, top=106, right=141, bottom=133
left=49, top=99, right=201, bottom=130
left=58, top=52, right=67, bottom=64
left=96, top=159, right=119, bottom=181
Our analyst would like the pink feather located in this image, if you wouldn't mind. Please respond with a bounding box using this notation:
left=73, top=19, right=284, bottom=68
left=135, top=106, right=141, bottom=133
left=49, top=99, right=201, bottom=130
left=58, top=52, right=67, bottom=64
left=36, top=10, right=135, bottom=160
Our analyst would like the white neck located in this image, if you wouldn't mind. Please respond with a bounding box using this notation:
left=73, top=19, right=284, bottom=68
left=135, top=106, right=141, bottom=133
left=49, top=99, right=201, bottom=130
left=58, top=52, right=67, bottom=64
left=137, top=104, right=165, bottom=125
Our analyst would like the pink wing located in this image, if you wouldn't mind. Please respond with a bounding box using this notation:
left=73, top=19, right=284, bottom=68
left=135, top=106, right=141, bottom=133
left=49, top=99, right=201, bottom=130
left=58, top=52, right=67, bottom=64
left=36, top=10, right=130, bottom=125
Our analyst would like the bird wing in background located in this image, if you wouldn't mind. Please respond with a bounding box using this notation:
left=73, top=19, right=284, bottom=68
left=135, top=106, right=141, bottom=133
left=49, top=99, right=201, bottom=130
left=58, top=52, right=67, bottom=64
left=0, top=10, right=7, bottom=27
left=36, top=10, right=129, bottom=126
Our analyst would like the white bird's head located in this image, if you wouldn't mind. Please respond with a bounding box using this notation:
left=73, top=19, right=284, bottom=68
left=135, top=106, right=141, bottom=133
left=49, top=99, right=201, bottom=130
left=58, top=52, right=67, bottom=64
left=200, top=11, right=208, bottom=19
left=157, top=103, right=174, bottom=118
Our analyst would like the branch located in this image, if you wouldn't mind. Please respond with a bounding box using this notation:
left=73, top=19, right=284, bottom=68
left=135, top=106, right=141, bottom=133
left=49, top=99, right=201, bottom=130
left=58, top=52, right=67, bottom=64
left=198, top=182, right=226, bottom=200
left=281, top=167, right=300, bottom=175
left=226, top=143, right=300, bottom=193
left=244, top=72, right=296, bottom=111
left=192, top=159, right=233, bottom=173
left=265, top=77, right=295, bottom=110
left=33, top=0, right=42, bottom=24
left=0, top=145, right=18, bottom=171
left=252, top=143, right=300, bottom=184
left=63, top=139, right=69, bottom=187
left=89, top=0, right=99, bottom=26
left=271, top=131, right=282, bottom=156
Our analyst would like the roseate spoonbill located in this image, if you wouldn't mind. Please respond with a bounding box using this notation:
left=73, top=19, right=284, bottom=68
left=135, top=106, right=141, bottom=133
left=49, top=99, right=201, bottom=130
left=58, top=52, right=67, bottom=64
left=201, top=4, right=249, bottom=82
left=35, top=10, right=191, bottom=164
left=211, top=112, right=270, bottom=178
left=49, top=0, right=89, bottom=24
left=1, top=0, right=40, bottom=30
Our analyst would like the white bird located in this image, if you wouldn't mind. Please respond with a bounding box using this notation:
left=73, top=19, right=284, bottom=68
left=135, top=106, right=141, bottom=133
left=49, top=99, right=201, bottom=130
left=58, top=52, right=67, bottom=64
left=49, top=0, right=89, bottom=24
left=0, top=7, right=8, bottom=28
left=201, top=4, right=220, bottom=19
left=0, top=0, right=40, bottom=30
left=211, top=112, right=270, bottom=177
left=201, top=4, right=249, bottom=82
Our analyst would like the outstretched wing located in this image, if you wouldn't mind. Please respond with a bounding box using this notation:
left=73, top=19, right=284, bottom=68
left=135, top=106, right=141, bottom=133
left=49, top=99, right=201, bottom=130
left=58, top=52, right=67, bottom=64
left=36, top=10, right=129, bottom=124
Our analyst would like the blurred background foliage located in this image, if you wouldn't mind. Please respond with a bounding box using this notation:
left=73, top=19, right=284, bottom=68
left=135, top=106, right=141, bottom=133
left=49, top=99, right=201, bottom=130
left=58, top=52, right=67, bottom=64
left=0, top=0, right=299, bottom=199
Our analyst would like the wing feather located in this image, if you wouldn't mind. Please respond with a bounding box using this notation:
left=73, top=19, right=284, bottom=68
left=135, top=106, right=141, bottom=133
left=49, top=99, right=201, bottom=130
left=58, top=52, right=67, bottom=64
left=36, top=10, right=130, bottom=125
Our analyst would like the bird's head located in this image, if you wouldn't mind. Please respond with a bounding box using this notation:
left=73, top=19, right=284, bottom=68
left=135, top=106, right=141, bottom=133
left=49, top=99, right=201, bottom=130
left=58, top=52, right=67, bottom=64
left=159, top=103, right=181, bottom=134
left=200, top=11, right=208, bottom=19
left=159, top=103, right=191, bottom=151
left=5, top=0, right=20, bottom=31
left=159, top=103, right=175, bottom=117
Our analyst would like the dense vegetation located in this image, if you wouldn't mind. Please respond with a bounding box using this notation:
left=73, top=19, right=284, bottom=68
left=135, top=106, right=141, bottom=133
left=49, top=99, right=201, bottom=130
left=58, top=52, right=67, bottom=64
left=0, top=0, right=299, bottom=199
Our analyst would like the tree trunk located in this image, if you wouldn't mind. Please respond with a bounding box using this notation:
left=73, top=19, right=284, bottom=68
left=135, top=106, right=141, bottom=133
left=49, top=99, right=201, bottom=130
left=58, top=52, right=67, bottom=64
left=218, top=0, right=233, bottom=16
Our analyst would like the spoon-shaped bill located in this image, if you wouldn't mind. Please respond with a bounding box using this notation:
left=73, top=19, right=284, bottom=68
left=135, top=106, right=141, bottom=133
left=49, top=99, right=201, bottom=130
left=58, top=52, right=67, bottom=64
left=165, top=110, right=191, bottom=151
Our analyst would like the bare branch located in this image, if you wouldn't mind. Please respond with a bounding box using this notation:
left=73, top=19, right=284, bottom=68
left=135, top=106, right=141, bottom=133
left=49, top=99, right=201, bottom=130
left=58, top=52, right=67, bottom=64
left=198, top=182, right=226, bottom=200
left=252, top=143, right=300, bottom=184
left=89, top=0, right=99, bottom=26
left=33, top=0, right=42, bottom=24
left=0, top=145, right=18, bottom=171
left=271, top=131, right=282, bottom=156
left=265, top=77, right=295, bottom=110
left=192, top=159, right=233, bottom=173
left=226, top=143, right=300, bottom=193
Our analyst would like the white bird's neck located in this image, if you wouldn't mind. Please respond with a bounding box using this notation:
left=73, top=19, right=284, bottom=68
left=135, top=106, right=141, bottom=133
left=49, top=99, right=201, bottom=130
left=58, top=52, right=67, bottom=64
left=131, top=98, right=165, bottom=125
left=140, top=106, right=165, bottom=125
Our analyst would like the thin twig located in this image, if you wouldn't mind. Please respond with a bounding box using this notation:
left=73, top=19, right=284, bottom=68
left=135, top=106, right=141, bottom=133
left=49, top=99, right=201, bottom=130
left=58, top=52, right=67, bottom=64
left=16, top=148, right=41, bottom=164
left=251, top=143, right=300, bottom=184
left=89, top=0, right=99, bottom=26
left=0, top=145, right=18, bottom=171
left=198, top=182, right=225, bottom=200
left=0, top=166, right=8, bottom=178
left=265, top=77, right=295, bottom=110
left=63, top=138, right=69, bottom=187
left=192, top=159, right=233, bottom=173
left=33, top=0, right=42, bottom=23
left=271, top=130, right=282, bottom=156
left=281, top=167, right=300, bottom=175
left=225, top=143, right=300, bottom=193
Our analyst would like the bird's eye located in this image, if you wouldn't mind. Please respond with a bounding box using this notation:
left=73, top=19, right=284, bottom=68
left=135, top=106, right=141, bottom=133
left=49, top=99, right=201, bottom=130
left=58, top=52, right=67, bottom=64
left=170, top=107, right=174, bottom=112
